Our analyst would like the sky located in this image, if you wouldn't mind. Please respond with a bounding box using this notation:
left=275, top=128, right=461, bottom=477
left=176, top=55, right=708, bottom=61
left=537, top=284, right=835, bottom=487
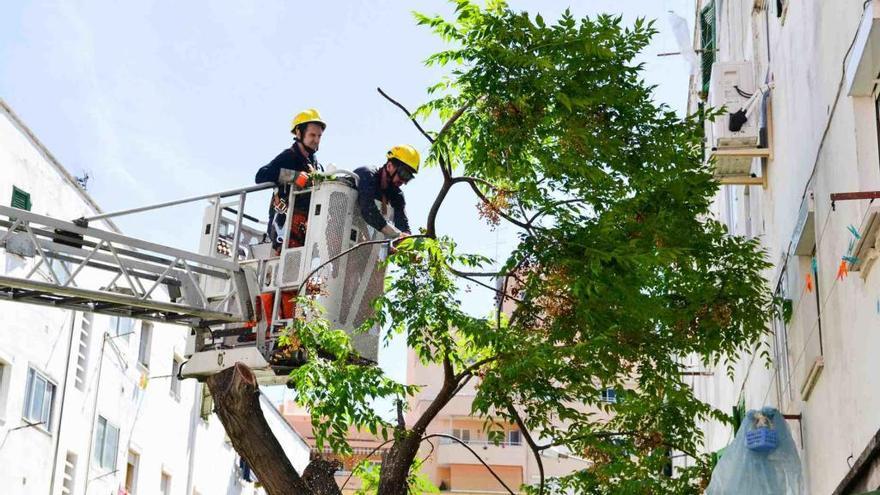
left=1, top=0, right=694, bottom=389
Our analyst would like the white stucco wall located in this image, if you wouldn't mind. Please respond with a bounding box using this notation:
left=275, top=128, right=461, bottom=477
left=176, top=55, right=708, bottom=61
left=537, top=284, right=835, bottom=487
left=0, top=100, right=261, bottom=495
left=693, top=1, right=880, bottom=493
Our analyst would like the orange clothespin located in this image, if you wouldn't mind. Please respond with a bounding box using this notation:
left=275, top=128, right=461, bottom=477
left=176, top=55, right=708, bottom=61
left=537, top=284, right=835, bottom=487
left=805, top=273, right=813, bottom=292
left=836, top=260, right=848, bottom=280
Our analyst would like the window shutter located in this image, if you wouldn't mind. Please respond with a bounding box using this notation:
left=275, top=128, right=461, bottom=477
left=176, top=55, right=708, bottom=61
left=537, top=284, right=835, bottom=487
left=700, top=1, right=717, bottom=95
left=11, top=186, right=32, bottom=211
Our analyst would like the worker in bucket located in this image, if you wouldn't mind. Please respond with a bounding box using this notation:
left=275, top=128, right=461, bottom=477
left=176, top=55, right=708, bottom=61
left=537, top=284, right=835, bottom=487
left=255, top=108, right=325, bottom=253
left=353, top=145, right=419, bottom=239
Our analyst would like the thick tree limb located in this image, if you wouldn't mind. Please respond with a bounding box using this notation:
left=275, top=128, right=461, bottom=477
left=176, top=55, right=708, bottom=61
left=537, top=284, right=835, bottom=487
left=206, top=363, right=339, bottom=495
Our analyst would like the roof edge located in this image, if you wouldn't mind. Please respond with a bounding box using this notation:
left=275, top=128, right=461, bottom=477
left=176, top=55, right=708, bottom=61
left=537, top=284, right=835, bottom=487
left=0, top=97, right=120, bottom=233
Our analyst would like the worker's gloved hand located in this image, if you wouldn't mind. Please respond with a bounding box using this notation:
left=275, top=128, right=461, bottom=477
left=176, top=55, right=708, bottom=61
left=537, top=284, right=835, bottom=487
left=278, top=169, right=311, bottom=189
left=381, top=224, right=403, bottom=239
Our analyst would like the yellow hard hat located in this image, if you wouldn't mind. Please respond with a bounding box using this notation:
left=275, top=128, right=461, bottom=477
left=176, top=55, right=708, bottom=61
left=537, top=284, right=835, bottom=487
left=387, top=144, right=420, bottom=173
left=291, top=108, right=326, bottom=133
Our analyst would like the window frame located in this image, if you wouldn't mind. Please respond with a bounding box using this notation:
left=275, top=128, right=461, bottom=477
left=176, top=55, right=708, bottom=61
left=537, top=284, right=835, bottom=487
left=110, top=316, right=135, bottom=341
left=600, top=388, right=618, bottom=404
left=11, top=186, right=32, bottom=211
left=772, top=264, right=794, bottom=405
left=160, top=471, right=172, bottom=495
left=23, top=366, right=56, bottom=432
left=92, top=415, right=120, bottom=471
left=699, top=0, right=717, bottom=95
left=137, top=323, right=152, bottom=369
left=508, top=429, right=522, bottom=446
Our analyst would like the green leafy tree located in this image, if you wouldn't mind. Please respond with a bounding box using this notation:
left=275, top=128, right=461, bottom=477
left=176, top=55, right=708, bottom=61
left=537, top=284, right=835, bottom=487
left=211, top=2, right=772, bottom=494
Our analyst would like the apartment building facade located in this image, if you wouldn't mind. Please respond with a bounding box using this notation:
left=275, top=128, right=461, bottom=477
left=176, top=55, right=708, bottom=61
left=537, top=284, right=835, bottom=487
left=405, top=354, right=588, bottom=493
left=689, top=1, right=880, bottom=493
left=0, top=99, right=262, bottom=495
left=280, top=348, right=588, bottom=494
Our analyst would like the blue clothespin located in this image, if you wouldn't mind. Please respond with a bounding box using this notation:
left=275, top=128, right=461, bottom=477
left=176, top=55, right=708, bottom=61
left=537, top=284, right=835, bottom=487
left=848, top=225, right=862, bottom=240
left=843, top=255, right=860, bottom=265
left=811, top=257, right=818, bottom=274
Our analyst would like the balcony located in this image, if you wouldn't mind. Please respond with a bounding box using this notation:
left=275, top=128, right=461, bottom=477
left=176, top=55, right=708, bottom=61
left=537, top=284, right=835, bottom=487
left=436, top=438, right=527, bottom=466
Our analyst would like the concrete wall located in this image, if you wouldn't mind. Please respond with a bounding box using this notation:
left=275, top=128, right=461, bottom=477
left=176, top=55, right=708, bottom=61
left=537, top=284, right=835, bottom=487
left=692, top=1, right=880, bottom=493
left=0, top=99, right=260, bottom=494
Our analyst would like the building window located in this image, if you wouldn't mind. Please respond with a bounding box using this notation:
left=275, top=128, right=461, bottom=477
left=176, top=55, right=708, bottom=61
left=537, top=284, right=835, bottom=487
left=11, top=186, right=32, bottom=211
left=124, top=450, right=139, bottom=494
left=110, top=316, right=135, bottom=341
left=93, top=415, right=119, bottom=470
left=508, top=430, right=522, bottom=446
left=700, top=0, right=716, bottom=95
left=61, top=451, right=77, bottom=495
left=170, top=357, right=182, bottom=400
left=452, top=428, right=471, bottom=443
left=160, top=472, right=172, bottom=495
left=137, top=323, right=152, bottom=369
left=23, top=367, right=56, bottom=431
left=600, top=388, right=618, bottom=404
left=772, top=266, right=794, bottom=405
left=75, top=314, right=92, bottom=391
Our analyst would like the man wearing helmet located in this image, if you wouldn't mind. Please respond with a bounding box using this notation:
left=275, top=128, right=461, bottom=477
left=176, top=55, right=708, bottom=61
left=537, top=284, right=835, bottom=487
left=255, top=109, right=325, bottom=252
left=353, top=145, right=419, bottom=239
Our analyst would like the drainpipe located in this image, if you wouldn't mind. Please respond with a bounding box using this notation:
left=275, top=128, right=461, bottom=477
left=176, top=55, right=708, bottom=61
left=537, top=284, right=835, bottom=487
left=47, top=311, right=78, bottom=495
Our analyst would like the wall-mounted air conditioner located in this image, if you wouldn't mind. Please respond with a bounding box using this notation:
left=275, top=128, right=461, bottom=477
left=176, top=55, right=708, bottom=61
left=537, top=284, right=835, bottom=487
left=706, top=61, right=771, bottom=185
left=709, top=61, right=759, bottom=149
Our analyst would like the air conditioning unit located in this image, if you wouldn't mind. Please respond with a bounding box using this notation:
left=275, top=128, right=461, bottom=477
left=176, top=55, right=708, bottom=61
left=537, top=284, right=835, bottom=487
left=709, top=61, right=759, bottom=148
left=706, top=61, right=769, bottom=183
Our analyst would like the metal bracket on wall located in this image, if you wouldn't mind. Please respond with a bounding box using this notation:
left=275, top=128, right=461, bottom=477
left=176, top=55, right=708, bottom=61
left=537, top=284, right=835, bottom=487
left=783, top=413, right=803, bottom=445
left=830, top=191, right=880, bottom=211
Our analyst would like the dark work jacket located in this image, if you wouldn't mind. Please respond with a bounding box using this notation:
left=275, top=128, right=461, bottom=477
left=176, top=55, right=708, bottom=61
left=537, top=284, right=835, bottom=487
left=255, top=144, right=321, bottom=246
left=353, top=166, right=410, bottom=233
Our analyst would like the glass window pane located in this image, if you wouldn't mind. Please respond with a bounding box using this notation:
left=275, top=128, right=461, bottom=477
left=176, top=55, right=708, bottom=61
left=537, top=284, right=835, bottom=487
left=103, top=424, right=118, bottom=469
left=42, top=382, right=55, bottom=430
left=30, top=376, right=46, bottom=422
left=23, top=369, right=34, bottom=419
left=94, top=417, right=106, bottom=465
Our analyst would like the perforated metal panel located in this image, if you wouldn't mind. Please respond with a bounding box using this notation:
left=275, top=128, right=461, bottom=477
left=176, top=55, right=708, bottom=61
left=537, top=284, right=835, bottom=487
left=326, top=192, right=349, bottom=278
left=281, top=249, right=303, bottom=286
left=339, top=215, right=370, bottom=324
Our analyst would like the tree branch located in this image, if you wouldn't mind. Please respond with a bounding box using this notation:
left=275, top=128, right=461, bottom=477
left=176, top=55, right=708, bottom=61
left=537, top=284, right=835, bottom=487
left=526, top=198, right=589, bottom=226
left=297, top=236, right=426, bottom=294
left=435, top=99, right=475, bottom=142
left=455, top=176, right=533, bottom=230
left=412, top=354, right=458, bottom=434
left=421, top=434, right=516, bottom=495
left=377, top=87, right=434, bottom=144
left=425, top=177, right=452, bottom=238
left=506, top=405, right=545, bottom=495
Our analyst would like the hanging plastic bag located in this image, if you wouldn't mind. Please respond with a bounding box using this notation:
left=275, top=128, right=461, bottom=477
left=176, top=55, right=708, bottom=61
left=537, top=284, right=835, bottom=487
left=706, top=407, right=803, bottom=495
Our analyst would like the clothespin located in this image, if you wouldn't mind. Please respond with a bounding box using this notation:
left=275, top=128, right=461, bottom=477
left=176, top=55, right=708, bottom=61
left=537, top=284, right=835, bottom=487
left=138, top=372, right=149, bottom=390
left=843, top=255, right=860, bottom=265
left=848, top=224, right=862, bottom=240
left=847, top=238, right=856, bottom=255
left=837, top=260, right=849, bottom=280
left=805, top=273, right=813, bottom=292
left=811, top=257, right=818, bottom=274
